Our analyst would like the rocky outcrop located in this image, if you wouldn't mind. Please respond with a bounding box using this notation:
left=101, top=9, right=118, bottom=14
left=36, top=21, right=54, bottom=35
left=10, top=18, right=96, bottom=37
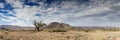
left=43, top=22, right=71, bottom=30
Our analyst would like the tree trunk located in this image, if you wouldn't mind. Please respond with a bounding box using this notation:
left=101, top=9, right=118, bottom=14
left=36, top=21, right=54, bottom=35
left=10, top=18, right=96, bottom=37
left=36, top=27, right=40, bottom=31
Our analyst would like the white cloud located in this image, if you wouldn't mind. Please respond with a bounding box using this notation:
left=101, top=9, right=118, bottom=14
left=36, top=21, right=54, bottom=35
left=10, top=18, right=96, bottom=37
left=6, top=0, right=23, bottom=8
left=1, top=0, right=120, bottom=27
left=0, top=3, right=4, bottom=8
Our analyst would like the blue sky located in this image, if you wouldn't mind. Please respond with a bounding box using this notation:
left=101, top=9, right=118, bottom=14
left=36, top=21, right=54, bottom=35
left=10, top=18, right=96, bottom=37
left=0, top=0, right=120, bottom=27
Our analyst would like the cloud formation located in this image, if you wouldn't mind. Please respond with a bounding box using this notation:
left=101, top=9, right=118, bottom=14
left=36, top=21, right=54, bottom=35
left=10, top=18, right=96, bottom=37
left=0, top=0, right=120, bottom=27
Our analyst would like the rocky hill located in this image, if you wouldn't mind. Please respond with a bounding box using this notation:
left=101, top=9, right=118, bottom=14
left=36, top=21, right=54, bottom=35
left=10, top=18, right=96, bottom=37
left=43, top=22, right=72, bottom=30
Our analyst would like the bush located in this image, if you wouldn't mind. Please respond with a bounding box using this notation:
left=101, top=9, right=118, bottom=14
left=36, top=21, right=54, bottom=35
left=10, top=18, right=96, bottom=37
left=82, top=29, right=95, bottom=32
left=51, top=29, right=67, bottom=32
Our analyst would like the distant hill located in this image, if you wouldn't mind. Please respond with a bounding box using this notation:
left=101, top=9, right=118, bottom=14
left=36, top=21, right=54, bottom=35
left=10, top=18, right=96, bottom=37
left=71, top=26, right=120, bottom=31
left=0, top=22, right=72, bottom=31
left=0, top=23, right=120, bottom=31
left=43, top=22, right=72, bottom=30
left=0, top=25, right=35, bottom=30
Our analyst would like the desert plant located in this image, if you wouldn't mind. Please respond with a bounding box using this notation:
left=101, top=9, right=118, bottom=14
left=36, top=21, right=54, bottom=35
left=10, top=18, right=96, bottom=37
left=33, top=20, right=46, bottom=31
left=83, top=29, right=95, bottom=32
left=51, top=29, right=67, bottom=32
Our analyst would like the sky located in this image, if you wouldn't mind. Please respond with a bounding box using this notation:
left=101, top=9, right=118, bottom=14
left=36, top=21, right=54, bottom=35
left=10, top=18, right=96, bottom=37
left=0, top=0, right=120, bottom=27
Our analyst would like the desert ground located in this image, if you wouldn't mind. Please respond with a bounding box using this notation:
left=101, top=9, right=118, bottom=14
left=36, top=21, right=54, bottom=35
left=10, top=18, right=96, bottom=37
left=0, top=30, right=120, bottom=40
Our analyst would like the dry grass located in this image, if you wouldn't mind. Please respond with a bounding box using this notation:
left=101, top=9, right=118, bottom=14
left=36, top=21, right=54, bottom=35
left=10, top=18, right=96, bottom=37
left=0, top=30, right=120, bottom=40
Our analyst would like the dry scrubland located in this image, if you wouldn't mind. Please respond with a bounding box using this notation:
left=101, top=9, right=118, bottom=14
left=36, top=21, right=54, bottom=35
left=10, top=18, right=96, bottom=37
left=0, top=22, right=120, bottom=40
left=0, top=30, right=120, bottom=40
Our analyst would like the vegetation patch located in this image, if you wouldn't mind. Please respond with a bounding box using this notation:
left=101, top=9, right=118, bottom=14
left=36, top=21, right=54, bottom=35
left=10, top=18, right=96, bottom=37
left=51, top=29, right=67, bottom=32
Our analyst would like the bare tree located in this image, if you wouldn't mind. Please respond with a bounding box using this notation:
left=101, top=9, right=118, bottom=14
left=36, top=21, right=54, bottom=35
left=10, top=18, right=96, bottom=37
left=33, top=20, right=46, bottom=31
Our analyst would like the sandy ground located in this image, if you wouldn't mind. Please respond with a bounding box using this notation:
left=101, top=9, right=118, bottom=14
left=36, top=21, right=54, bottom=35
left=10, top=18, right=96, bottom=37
left=0, top=30, right=120, bottom=40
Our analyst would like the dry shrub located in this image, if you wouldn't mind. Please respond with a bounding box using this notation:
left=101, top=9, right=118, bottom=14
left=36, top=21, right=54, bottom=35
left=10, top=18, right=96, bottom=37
left=51, top=29, right=67, bottom=32
left=83, top=29, right=94, bottom=32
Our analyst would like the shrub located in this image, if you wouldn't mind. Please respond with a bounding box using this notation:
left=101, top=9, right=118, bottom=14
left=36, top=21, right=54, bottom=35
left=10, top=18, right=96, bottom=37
left=83, top=29, right=95, bottom=32
left=51, top=29, right=67, bottom=32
